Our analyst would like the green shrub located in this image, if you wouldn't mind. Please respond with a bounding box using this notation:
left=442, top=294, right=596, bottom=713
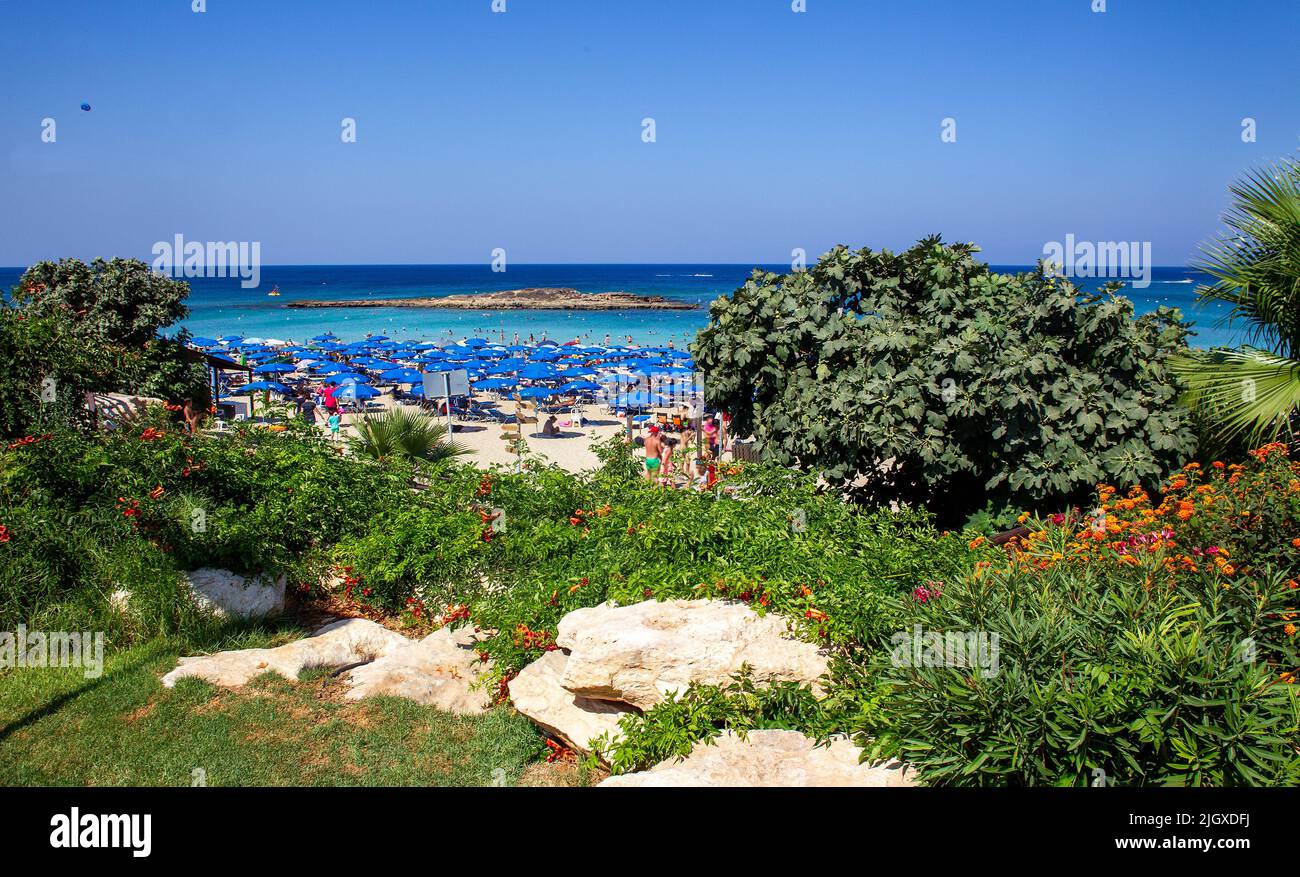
left=868, top=451, right=1300, bottom=786
left=693, top=237, right=1197, bottom=524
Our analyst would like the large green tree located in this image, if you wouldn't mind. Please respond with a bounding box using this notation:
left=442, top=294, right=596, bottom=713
left=692, top=237, right=1196, bottom=520
left=1173, top=157, right=1300, bottom=451
left=1, top=258, right=205, bottom=437
left=12, top=257, right=190, bottom=347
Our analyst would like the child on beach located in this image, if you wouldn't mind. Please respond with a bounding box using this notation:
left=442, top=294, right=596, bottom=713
left=327, top=412, right=341, bottom=441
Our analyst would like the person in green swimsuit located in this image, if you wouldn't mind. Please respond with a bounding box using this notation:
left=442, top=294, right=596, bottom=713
left=643, top=425, right=663, bottom=481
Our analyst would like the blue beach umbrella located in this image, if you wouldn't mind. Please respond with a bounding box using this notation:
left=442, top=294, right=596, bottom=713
left=380, top=368, right=424, bottom=383
left=519, top=363, right=559, bottom=380
left=559, top=380, right=601, bottom=393
left=519, top=386, right=560, bottom=399
left=615, top=391, right=669, bottom=408
left=235, top=381, right=293, bottom=394
left=190, top=337, right=218, bottom=348
left=475, top=377, right=518, bottom=391
left=254, top=362, right=296, bottom=374
left=336, top=383, right=380, bottom=400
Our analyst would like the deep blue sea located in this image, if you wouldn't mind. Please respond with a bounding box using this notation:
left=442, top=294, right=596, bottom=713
left=0, top=263, right=1241, bottom=349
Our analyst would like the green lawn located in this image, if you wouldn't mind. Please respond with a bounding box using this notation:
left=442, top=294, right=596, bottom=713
left=0, top=634, right=594, bottom=787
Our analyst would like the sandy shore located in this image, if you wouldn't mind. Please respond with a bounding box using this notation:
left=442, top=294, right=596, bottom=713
left=320, top=392, right=632, bottom=473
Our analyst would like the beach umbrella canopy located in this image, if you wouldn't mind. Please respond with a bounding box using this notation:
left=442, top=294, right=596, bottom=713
left=329, top=373, right=371, bottom=384
left=519, top=386, right=560, bottom=399
left=518, top=363, right=559, bottom=380
left=559, top=380, right=601, bottom=393
left=615, top=391, right=670, bottom=408
left=311, top=333, right=337, bottom=341
left=190, top=337, right=218, bottom=347
left=380, top=368, right=424, bottom=383
left=366, top=335, right=389, bottom=342
left=336, top=383, right=380, bottom=400
left=235, top=381, right=293, bottom=394
left=475, top=377, right=518, bottom=390
left=253, top=362, right=296, bottom=374
left=407, top=384, right=426, bottom=397
left=219, top=335, right=243, bottom=343
left=465, top=338, right=489, bottom=346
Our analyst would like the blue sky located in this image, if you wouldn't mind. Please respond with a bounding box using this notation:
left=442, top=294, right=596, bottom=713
left=1, top=0, right=1297, bottom=266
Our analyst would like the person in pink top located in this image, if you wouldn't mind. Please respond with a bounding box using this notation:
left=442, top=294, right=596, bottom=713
left=322, top=382, right=338, bottom=414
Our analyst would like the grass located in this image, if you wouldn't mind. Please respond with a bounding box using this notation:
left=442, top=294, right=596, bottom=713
left=0, top=633, right=598, bottom=787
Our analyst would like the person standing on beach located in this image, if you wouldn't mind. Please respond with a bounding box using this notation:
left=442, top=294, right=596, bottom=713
left=643, top=425, right=664, bottom=482
left=327, top=411, right=341, bottom=442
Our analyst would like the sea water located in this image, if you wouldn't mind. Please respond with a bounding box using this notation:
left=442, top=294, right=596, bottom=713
left=0, top=263, right=1241, bottom=349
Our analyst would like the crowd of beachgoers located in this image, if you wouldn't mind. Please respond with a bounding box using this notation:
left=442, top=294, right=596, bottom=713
left=186, top=330, right=731, bottom=482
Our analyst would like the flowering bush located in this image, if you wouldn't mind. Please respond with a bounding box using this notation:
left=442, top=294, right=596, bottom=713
left=869, top=445, right=1300, bottom=786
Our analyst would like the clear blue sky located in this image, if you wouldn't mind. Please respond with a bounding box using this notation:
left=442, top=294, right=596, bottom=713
left=1, top=0, right=1297, bottom=266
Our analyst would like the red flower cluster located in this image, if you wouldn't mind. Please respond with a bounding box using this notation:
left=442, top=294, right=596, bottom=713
left=116, top=497, right=142, bottom=527
left=544, top=739, right=576, bottom=763
left=513, top=623, right=557, bottom=651
left=0, top=524, right=10, bottom=544
left=6, top=433, right=52, bottom=451
left=139, top=427, right=165, bottom=441
left=442, top=604, right=471, bottom=625
left=475, top=474, right=493, bottom=497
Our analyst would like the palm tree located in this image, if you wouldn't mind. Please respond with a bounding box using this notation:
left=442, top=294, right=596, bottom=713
left=1173, top=156, right=1300, bottom=450
left=348, top=407, right=469, bottom=466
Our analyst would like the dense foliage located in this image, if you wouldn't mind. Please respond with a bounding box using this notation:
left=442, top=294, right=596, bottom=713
left=12, top=257, right=190, bottom=347
left=1175, top=157, right=1300, bottom=450
left=692, top=237, right=1197, bottom=523
left=1, top=260, right=207, bottom=438
left=868, top=446, right=1300, bottom=786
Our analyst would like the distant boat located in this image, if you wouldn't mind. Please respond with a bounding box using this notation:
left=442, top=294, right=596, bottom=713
left=267, top=285, right=281, bottom=297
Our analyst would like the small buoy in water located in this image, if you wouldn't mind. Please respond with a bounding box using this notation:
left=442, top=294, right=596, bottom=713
left=80, top=103, right=92, bottom=112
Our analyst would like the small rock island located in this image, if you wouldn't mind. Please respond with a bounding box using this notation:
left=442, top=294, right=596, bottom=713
left=286, top=287, right=699, bottom=311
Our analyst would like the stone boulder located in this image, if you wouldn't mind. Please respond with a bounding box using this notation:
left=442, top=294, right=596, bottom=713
left=508, top=651, right=634, bottom=757
left=185, top=567, right=286, bottom=619
left=599, top=730, right=915, bottom=787
left=344, top=626, right=491, bottom=714
left=556, top=600, right=828, bottom=709
left=161, top=618, right=412, bottom=688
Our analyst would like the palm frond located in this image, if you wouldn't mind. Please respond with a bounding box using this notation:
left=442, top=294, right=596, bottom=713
left=1193, top=156, right=1300, bottom=358
left=1172, top=347, right=1300, bottom=446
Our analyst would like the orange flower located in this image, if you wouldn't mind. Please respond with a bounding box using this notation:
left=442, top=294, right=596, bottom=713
left=968, top=536, right=986, bottom=549
left=1292, top=538, right=1300, bottom=549
left=1285, top=623, right=1297, bottom=637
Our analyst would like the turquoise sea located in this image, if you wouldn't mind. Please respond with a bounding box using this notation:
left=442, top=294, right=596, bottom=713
left=0, top=264, right=1242, bottom=349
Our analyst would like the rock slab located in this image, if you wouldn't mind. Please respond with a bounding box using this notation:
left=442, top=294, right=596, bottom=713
left=344, top=626, right=491, bottom=714
left=185, top=567, right=286, bottom=619
left=556, top=599, right=829, bottom=709
left=600, top=730, right=915, bottom=788
left=508, top=651, right=634, bottom=757
left=162, top=618, right=411, bottom=688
